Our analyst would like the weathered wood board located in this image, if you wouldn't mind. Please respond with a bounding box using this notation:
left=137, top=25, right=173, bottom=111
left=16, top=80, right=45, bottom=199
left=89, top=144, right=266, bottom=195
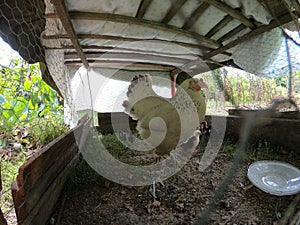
left=11, top=116, right=91, bottom=225
left=97, top=112, right=137, bottom=134
left=98, top=112, right=300, bottom=153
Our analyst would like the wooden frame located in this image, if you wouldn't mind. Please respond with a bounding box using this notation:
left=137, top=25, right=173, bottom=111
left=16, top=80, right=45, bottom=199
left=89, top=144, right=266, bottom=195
left=11, top=116, right=90, bottom=225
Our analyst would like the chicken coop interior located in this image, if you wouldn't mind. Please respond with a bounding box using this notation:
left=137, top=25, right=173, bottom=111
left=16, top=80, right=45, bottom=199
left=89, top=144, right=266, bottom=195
left=0, top=0, right=300, bottom=224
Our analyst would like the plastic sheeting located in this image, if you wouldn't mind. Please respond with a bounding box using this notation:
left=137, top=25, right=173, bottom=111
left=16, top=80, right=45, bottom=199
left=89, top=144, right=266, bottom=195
left=232, top=28, right=300, bottom=78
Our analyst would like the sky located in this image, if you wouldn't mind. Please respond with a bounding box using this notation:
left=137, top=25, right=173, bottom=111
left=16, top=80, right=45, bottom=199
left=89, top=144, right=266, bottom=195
left=0, top=37, right=21, bottom=66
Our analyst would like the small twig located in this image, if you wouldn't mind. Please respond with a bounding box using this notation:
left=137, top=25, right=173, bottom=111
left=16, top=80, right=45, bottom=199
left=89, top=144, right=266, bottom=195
left=242, top=184, right=253, bottom=192
left=220, top=211, right=238, bottom=225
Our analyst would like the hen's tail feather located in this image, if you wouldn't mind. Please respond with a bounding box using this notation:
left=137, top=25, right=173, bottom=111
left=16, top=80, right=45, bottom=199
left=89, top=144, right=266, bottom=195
left=123, top=74, right=154, bottom=120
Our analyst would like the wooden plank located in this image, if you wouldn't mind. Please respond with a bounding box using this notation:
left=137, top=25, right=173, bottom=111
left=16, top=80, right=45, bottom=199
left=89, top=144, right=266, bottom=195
left=162, top=0, right=188, bottom=24
left=204, top=0, right=256, bottom=29
left=11, top=181, right=25, bottom=223
left=228, top=109, right=300, bottom=119
left=16, top=116, right=88, bottom=189
left=98, top=112, right=300, bottom=153
left=205, top=115, right=300, bottom=154
left=98, top=112, right=137, bottom=134
left=12, top=132, right=77, bottom=223
left=182, top=2, right=210, bottom=30
left=217, top=23, right=246, bottom=43
left=205, top=15, right=233, bottom=38
left=43, top=33, right=232, bottom=57
left=136, top=0, right=152, bottom=18
left=22, top=154, right=80, bottom=225
left=11, top=116, right=89, bottom=223
left=257, top=0, right=290, bottom=18
left=43, top=33, right=217, bottom=53
left=16, top=130, right=77, bottom=190
left=291, top=0, right=300, bottom=15
left=17, top=144, right=78, bottom=220
left=68, top=11, right=221, bottom=48
left=65, top=60, right=176, bottom=70
left=52, top=0, right=89, bottom=68
left=46, top=45, right=204, bottom=57
left=64, top=52, right=191, bottom=64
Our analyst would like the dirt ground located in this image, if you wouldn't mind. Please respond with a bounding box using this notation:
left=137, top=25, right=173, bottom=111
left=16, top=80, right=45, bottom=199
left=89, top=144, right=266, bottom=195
left=50, top=137, right=300, bottom=225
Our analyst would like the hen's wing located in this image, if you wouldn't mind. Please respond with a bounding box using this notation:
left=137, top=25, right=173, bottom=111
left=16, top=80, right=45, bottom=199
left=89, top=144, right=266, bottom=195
left=123, top=75, right=178, bottom=143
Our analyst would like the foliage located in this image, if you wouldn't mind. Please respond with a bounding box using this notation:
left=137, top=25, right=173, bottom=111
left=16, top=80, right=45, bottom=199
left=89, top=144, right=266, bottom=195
left=100, top=133, right=126, bottom=157
left=246, top=140, right=294, bottom=163
left=197, top=68, right=293, bottom=114
left=0, top=58, right=63, bottom=130
left=27, top=114, right=68, bottom=145
left=1, top=152, right=27, bottom=212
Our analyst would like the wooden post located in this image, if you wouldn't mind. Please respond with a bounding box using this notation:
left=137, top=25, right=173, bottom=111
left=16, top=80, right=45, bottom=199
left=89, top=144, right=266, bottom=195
left=0, top=167, right=8, bottom=225
left=171, top=74, right=176, bottom=97
left=285, top=36, right=294, bottom=99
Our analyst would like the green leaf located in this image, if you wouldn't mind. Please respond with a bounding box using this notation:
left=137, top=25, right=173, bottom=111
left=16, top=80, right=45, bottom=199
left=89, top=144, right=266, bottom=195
left=13, top=101, right=27, bottom=117
left=19, top=113, right=27, bottom=121
left=28, top=100, right=34, bottom=110
left=24, top=79, right=31, bottom=90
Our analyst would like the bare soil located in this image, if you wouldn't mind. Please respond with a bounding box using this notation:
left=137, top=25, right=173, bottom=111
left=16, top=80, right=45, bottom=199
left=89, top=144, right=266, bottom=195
left=50, top=138, right=300, bottom=225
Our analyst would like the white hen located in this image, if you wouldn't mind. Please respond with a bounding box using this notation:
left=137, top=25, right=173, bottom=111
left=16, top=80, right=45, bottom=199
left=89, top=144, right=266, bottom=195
left=123, top=74, right=207, bottom=156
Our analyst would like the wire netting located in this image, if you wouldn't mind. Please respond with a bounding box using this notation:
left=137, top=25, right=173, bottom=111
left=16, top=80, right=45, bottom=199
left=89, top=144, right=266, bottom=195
left=0, top=1, right=68, bottom=224
left=0, top=0, right=299, bottom=225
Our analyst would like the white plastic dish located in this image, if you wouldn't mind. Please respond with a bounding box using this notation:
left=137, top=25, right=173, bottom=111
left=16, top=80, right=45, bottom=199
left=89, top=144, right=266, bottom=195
left=247, top=160, right=300, bottom=196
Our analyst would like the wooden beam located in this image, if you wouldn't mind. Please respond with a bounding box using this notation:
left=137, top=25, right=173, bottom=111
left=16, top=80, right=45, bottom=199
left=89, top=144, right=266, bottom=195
left=45, top=44, right=231, bottom=57
left=291, top=0, right=300, bottom=15
left=65, top=60, right=176, bottom=70
left=136, top=0, right=152, bottom=18
left=217, top=24, right=246, bottom=43
left=51, top=0, right=89, bottom=68
left=43, top=33, right=226, bottom=54
left=67, top=11, right=221, bottom=48
left=203, top=12, right=296, bottom=59
left=182, top=2, right=210, bottom=30
left=64, top=52, right=190, bottom=64
left=205, top=15, right=233, bottom=38
left=162, top=0, right=188, bottom=24
left=46, top=45, right=202, bottom=57
left=203, top=0, right=256, bottom=29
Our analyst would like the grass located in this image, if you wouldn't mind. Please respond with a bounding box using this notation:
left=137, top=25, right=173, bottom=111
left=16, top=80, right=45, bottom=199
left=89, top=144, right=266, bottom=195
left=245, top=139, right=296, bottom=164
left=0, top=149, right=27, bottom=212
left=99, top=133, right=126, bottom=157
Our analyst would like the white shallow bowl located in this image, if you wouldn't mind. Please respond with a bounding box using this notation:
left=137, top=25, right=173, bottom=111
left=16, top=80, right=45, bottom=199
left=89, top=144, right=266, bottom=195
left=247, top=160, right=300, bottom=196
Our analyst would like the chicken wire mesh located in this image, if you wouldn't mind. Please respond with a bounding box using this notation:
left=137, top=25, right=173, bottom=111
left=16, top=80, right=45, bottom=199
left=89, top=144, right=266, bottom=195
left=0, top=1, right=68, bottom=224
left=0, top=0, right=299, bottom=224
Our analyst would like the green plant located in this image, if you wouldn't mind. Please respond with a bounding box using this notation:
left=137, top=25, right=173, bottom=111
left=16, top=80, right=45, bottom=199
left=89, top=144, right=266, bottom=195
left=0, top=151, right=27, bottom=212
left=27, top=114, right=69, bottom=145
left=0, top=59, right=63, bottom=130
left=100, top=133, right=126, bottom=157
